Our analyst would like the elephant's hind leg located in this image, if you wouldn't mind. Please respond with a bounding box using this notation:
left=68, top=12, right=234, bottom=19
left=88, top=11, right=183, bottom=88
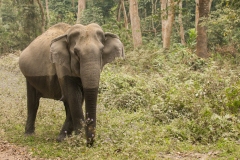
left=25, top=81, right=41, bottom=135
left=57, top=102, right=74, bottom=142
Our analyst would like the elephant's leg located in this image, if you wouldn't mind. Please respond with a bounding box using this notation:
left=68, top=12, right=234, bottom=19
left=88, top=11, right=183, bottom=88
left=25, top=81, right=40, bottom=135
left=56, top=102, right=74, bottom=142
left=68, top=91, right=85, bottom=135
left=60, top=76, right=85, bottom=138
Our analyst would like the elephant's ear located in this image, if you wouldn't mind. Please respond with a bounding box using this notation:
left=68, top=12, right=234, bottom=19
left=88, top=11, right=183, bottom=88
left=50, top=35, right=70, bottom=70
left=102, top=32, right=125, bottom=69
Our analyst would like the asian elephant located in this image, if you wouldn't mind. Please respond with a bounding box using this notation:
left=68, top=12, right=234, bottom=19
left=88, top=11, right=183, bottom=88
left=19, top=23, right=124, bottom=146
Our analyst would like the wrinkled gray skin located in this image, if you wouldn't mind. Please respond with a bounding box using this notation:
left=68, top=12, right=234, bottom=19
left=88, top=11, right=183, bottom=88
left=19, top=23, right=124, bottom=146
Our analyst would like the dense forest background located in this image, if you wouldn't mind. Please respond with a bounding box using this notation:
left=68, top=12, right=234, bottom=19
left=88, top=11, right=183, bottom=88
left=0, top=0, right=240, bottom=56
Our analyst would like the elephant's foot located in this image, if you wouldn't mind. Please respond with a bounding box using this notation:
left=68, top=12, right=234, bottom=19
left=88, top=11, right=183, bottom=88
left=25, top=125, right=35, bottom=135
left=56, top=130, right=72, bottom=142
left=86, top=138, right=95, bottom=147
left=24, top=131, right=35, bottom=137
left=56, top=134, right=66, bottom=142
left=24, top=127, right=35, bottom=136
left=24, top=131, right=35, bottom=136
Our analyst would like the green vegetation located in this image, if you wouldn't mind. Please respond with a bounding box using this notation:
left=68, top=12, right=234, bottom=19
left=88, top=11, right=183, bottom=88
left=0, top=0, right=240, bottom=159
left=0, top=45, right=239, bottom=159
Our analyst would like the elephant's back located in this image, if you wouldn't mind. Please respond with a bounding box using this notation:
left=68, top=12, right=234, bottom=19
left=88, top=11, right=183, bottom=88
left=48, top=22, right=71, bottom=31
left=19, top=23, right=71, bottom=77
left=25, top=23, right=71, bottom=53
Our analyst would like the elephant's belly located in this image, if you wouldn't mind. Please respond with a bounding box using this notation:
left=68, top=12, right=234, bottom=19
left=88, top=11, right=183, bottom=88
left=26, top=75, right=62, bottom=100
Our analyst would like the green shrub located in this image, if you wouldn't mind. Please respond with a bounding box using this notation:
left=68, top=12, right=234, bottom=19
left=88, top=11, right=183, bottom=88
left=167, top=112, right=239, bottom=144
left=225, top=82, right=240, bottom=114
left=99, top=72, right=149, bottom=112
left=99, top=45, right=240, bottom=145
left=205, top=5, right=240, bottom=54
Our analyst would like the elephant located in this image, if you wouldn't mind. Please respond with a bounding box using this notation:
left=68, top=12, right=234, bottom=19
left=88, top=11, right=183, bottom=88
left=19, top=23, right=124, bottom=146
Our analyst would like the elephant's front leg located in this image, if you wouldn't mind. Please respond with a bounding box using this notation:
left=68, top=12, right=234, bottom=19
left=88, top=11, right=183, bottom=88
left=57, top=102, right=74, bottom=142
left=58, top=76, right=85, bottom=140
left=69, top=95, right=85, bottom=135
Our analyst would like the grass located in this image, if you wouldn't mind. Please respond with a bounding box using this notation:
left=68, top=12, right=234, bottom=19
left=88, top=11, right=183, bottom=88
left=0, top=46, right=240, bottom=159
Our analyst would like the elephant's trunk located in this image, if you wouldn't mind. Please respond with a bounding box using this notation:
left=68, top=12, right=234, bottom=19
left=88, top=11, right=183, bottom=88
left=80, top=62, right=101, bottom=146
left=83, top=87, right=98, bottom=146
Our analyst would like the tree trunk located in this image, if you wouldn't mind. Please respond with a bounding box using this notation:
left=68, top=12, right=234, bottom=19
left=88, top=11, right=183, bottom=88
left=129, top=0, right=142, bottom=48
left=76, top=0, right=86, bottom=24
left=72, top=0, right=75, bottom=8
left=117, top=0, right=122, bottom=22
left=151, top=0, right=156, bottom=36
left=195, top=0, right=199, bottom=30
left=154, top=0, right=158, bottom=13
left=0, top=0, right=2, bottom=25
left=196, top=0, right=210, bottom=58
left=161, top=0, right=167, bottom=44
left=161, top=0, right=175, bottom=50
left=178, top=0, right=186, bottom=45
left=45, top=0, right=50, bottom=26
left=209, top=0, right=213, bottom=11
left=36, top=0, right=45, bottom=33
left=121, top=0, right=129, bottom=29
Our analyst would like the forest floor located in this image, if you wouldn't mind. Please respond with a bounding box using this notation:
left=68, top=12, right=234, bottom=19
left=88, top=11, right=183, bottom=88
left=0, top=139, right=32, bottom=160
left=0, top=53, right=236, bottom=159
left=0, top=139, right=218, bottom=160
left=1, top=140, right=222, bottom=160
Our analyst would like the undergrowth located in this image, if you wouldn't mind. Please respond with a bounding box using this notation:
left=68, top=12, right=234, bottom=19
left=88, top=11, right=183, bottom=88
left=99, top=44, right=240, bottom=145
left=0, top=45, right=240, bottom=159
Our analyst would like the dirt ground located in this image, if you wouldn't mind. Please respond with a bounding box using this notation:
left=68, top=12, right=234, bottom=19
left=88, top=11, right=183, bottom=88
left=0, top=139, right=33, bottom=160
left=0, top=139, right=51, bottom=160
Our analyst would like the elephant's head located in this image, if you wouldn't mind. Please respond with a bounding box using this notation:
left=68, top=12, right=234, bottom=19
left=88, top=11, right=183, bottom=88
left=49, top=23, right=124, bottom=145
left=50, top=23, right=124, bottom=89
